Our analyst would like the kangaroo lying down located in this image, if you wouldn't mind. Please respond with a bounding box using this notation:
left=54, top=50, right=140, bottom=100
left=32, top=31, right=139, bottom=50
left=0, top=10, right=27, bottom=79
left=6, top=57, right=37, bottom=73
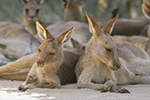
left=0, top=21, right=79, bottom=91
left=75, top=12, right=150, bottom=93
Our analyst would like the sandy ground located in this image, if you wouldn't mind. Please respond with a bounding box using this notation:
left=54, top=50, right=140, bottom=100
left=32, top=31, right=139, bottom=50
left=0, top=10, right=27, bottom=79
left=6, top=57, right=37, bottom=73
left=0, top=79, right=150, bottom=100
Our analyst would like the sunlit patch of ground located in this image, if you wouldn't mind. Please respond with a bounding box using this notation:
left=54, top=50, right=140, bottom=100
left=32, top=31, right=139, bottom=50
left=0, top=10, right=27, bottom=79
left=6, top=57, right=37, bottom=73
left=0, top=79, right=150, bottom=100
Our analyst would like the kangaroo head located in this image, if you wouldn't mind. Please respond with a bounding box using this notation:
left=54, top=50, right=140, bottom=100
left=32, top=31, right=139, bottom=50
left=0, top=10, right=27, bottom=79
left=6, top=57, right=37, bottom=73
left=36, top=21, right=74, bottom=67
left=22, top=0, right=44, bottom=23
left=86, top=12, right=121, bottom=71
left=62, top=0, right=86, bottom=22
left=142, top=0, right=150, bottom=19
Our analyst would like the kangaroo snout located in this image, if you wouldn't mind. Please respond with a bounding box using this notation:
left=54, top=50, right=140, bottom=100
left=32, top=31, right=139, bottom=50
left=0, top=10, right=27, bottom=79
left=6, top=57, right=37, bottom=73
left=37, top=60, right=44, bottom=67
left=109, top=63, right=121, bottom=71
left=116, top=64, right=120, bottom=69
left=112, top=63, right=121, bottom=71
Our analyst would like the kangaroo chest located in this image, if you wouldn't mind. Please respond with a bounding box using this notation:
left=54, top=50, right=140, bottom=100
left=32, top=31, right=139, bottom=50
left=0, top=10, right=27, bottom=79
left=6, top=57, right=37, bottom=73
left=91, top=63, right=115, bottom=84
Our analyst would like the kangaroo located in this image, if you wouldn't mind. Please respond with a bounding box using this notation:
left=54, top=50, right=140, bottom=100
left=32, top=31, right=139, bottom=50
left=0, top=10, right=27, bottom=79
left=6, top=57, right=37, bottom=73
left=0, top=21, right=79, bottom=91
left=21, top=0, right=44, bottom=36
left=75, top=12, right=150, bottom=93
left=21, top=0, right=51, bottom=42
left=62, top=0, right=86, bottom=22
left=0, top=21, right=40, bottom=63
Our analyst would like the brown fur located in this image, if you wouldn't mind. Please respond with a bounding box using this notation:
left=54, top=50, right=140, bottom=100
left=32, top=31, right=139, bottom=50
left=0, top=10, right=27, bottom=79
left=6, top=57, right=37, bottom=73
left=75, top=12, right=150, bottom=93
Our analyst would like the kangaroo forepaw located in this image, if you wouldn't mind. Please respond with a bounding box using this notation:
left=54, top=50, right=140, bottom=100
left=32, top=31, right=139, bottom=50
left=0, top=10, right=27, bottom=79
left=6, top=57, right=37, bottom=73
left=117, top=88, right=130, bottom=93
left=101, top=85, right=111, bottom=92
left=111, top=86, right=130, bottom=93
left=48, top=82, right=60, bottom=89
left=18, top=85, right=28, bottom=92
left=101, top=80, right=114, bottom=92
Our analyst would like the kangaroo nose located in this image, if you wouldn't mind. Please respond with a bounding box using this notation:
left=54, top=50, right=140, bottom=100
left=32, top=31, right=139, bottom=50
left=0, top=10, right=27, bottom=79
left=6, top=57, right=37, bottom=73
left=37, top=60, right=43, bottom=66
left=116, top=64, right=120, bottom=69
left=30, top=16, right=35, bottom=19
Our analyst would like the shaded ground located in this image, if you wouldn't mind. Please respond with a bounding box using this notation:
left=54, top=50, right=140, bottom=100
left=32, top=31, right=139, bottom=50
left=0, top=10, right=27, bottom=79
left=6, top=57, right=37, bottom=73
left=0, top=80, right=150, bottom=100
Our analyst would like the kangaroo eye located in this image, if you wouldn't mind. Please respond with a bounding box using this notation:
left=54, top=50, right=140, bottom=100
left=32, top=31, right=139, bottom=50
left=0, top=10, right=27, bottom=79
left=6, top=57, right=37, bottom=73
left=105, top=48, right=111, bottom=52
left=49, top=52, right=55, bottom=55
left=38, top=49, right=41, bottom=52
left=25, top=9, right=29, bottom=13
left=36, top=9, right=39, bottom=13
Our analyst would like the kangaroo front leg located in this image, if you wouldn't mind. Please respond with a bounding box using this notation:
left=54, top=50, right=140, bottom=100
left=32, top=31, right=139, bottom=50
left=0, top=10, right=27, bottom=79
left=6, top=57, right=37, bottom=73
left=18, top=64, right=38, bottom=92
left=101, top=80, right=130, bottom=93
left=101, top=80, right=114, bottom=92
left=78, top=80, right=130, bottom=93
left=77, top=80, right=114, bottom=91
left=77, top=69, right=114, bottom=91
left=37, top=75, right=61, bottom=89
left=18, top=75, right=37, bottom=92
left=37, top=81, right=60, bottom=89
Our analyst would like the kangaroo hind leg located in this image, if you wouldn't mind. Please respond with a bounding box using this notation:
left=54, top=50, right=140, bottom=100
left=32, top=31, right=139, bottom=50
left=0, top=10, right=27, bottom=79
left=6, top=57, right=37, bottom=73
left=130, top=75, right=150, bottom=84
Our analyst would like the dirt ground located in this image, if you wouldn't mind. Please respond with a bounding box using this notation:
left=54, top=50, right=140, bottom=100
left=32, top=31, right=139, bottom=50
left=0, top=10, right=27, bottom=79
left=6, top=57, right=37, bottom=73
left=0, top=79, right=150, bottom=100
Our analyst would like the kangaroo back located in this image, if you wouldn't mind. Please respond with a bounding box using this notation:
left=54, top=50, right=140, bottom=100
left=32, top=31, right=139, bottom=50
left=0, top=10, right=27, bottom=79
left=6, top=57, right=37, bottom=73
left=113, top=35, right=148, bottom=50
left=47, top=21, right=92, bottom=47
left=0, top=21, right=40, bottom=63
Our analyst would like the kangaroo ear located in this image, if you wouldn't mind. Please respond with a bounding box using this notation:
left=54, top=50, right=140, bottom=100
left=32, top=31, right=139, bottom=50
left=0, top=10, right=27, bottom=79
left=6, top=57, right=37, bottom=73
left=22, top=0, right=29, bottom=4
left=75, top=0, right=86, bottom=6
left=36, top=21, right=54, bottom=40
left=62, top=0, right=70, bottom=8
left=142, top=0, right=150, bottom=19
left=71, top=38, right=82, bottom=48
left=56, top=27, right=74, bottom=44
left=85, top=11, right=103, bottom=38
left=71, top=38, right=84, bottom=51
left=102, top=13, right=119, bottom=35
left=37, top=0, right=44, bottom=4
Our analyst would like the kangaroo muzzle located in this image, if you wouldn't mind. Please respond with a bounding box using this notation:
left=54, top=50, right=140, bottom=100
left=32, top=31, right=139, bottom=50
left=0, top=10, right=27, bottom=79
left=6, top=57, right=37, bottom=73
left=37, top=60, right=44, bottom=67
